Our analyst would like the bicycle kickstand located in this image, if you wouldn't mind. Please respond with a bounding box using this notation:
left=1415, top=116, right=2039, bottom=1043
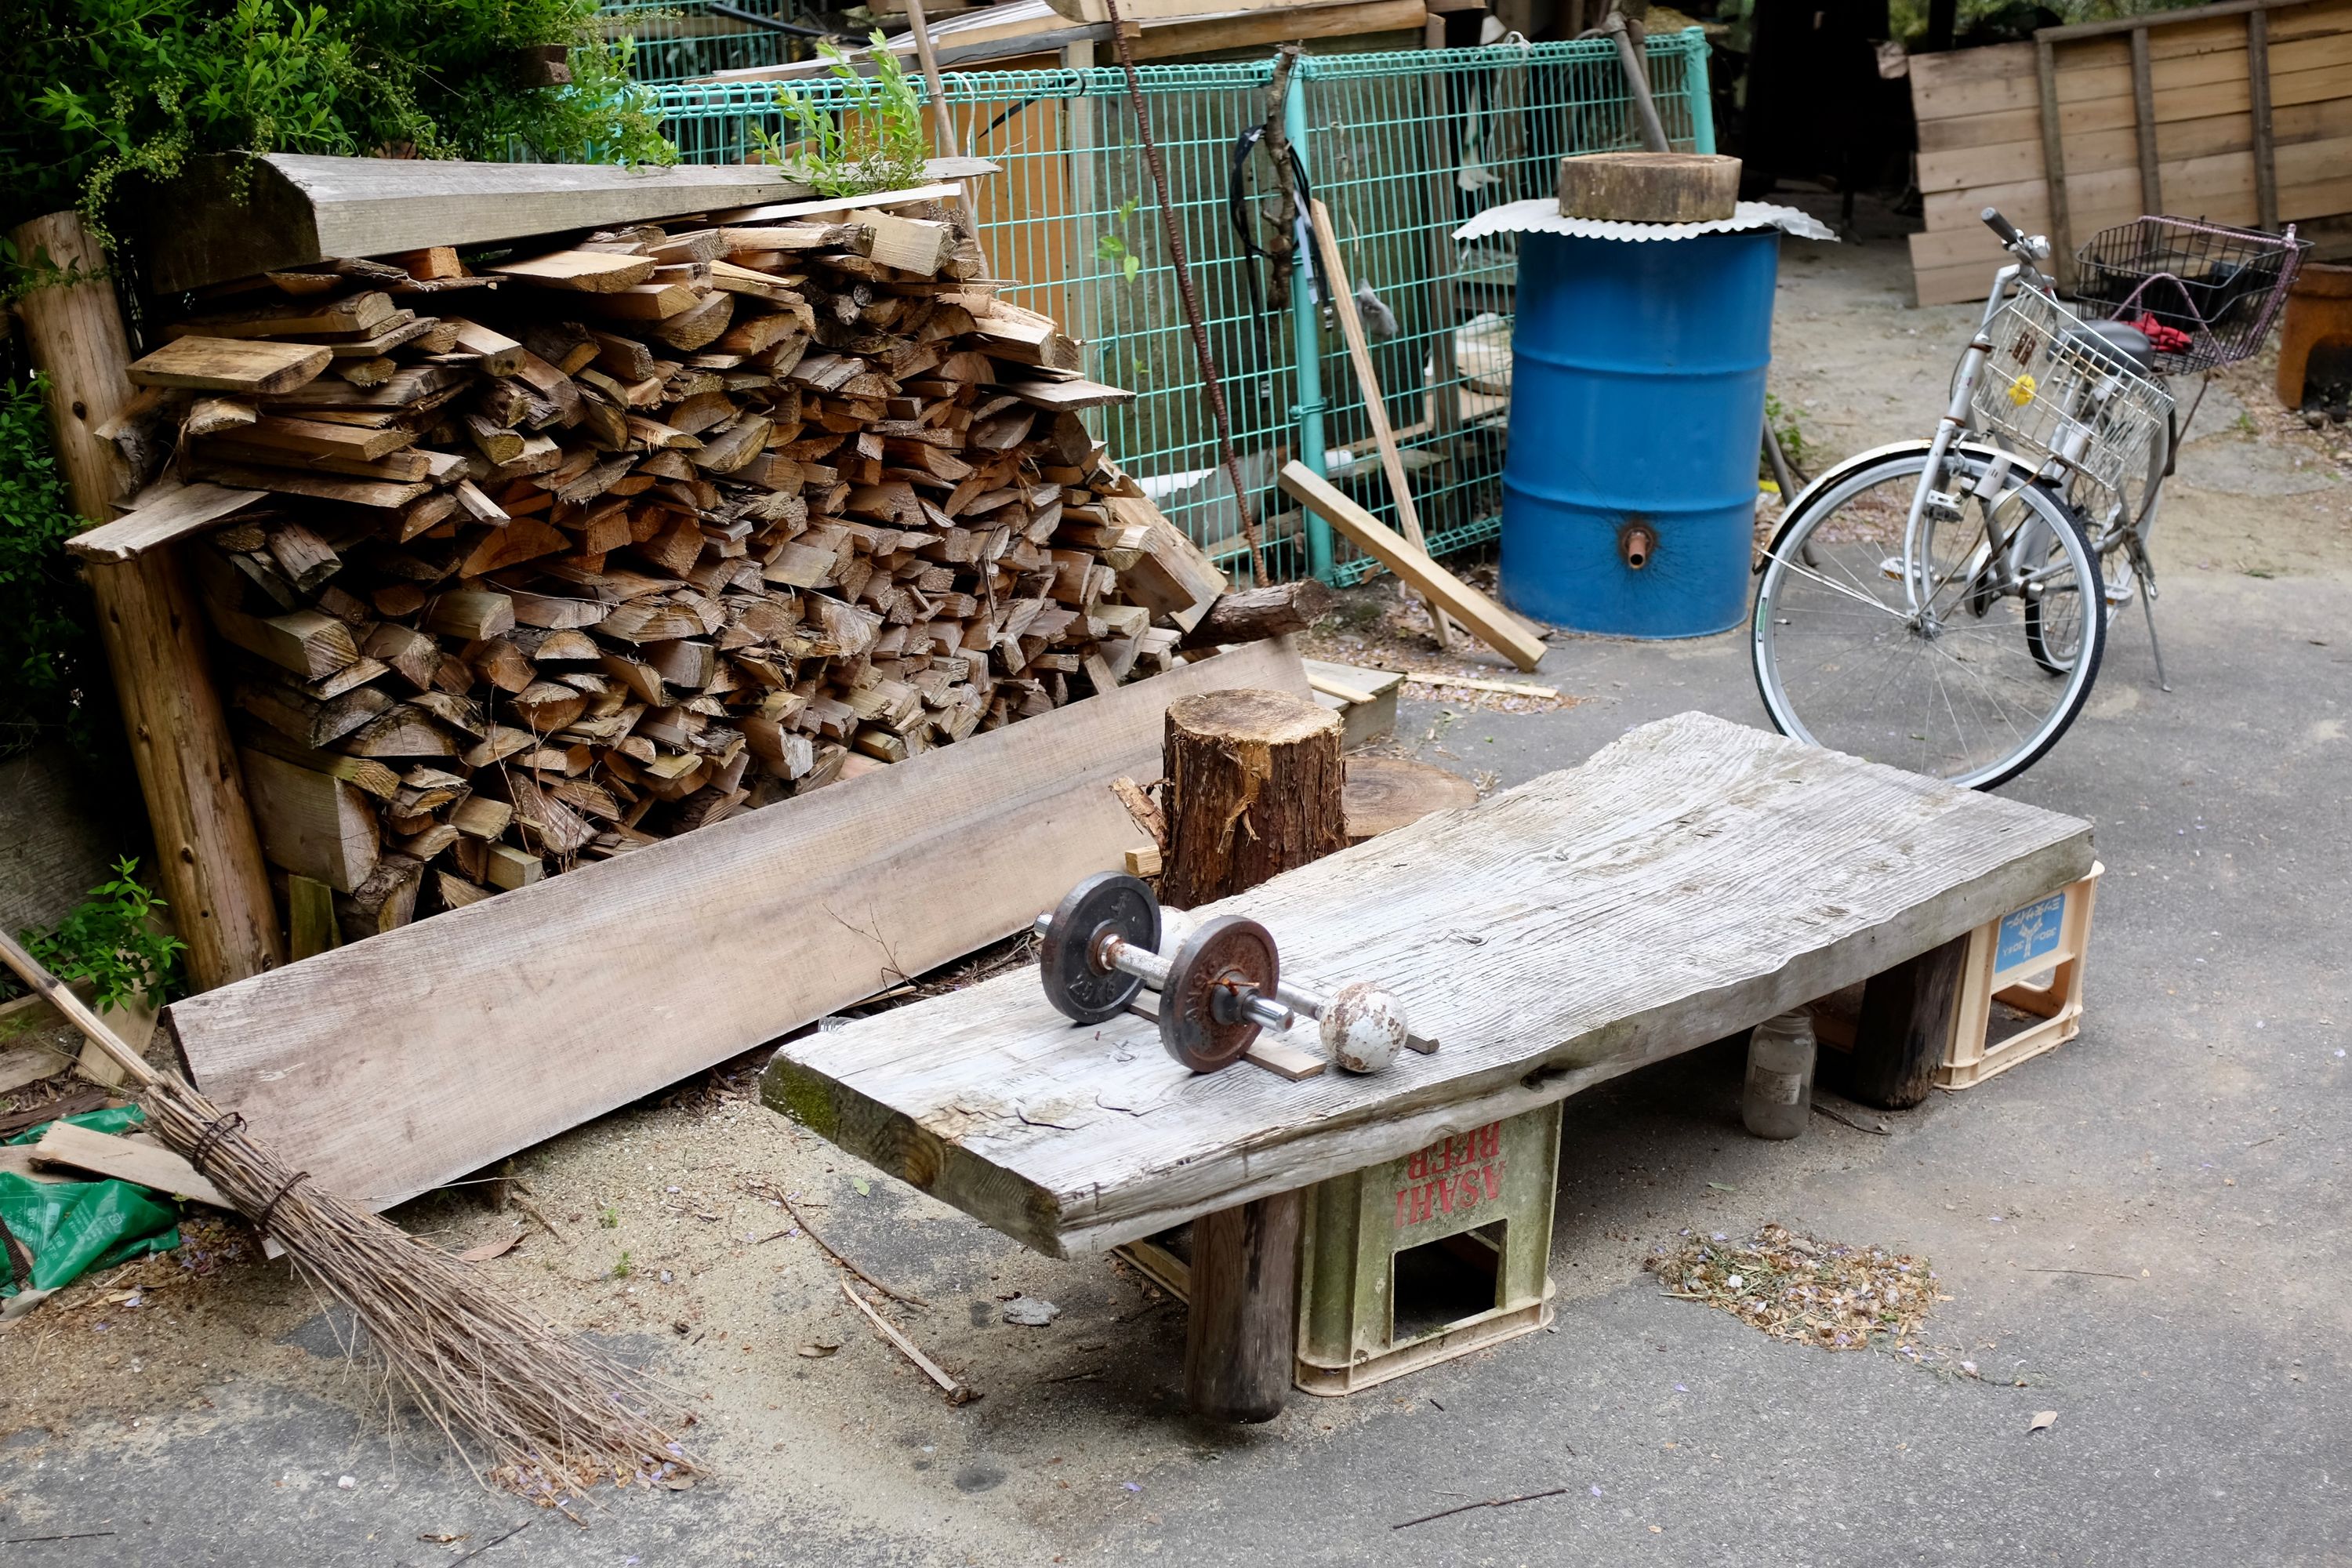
left=2130, top=539, right=2172, bottom=693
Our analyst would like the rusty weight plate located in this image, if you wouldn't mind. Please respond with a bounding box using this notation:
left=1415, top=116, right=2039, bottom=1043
left=1160, top=915, right=1279, bottom=1073
left=1039, top=871, right=1160, bottom=1024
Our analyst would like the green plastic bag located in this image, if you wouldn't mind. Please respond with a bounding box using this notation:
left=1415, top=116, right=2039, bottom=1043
left=1, top=1107, right=183, bottom=1295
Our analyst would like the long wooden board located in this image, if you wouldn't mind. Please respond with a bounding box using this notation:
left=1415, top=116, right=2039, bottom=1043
left=140, top=154, right=986, bottom=294
left=763, top=713, right=2094, bottom=1258
left=1278, top=461, right=1546, bottom=670
left=167, top=639, right=1311, bottom=1211
left=31, top=1121, right=230, bottom=1207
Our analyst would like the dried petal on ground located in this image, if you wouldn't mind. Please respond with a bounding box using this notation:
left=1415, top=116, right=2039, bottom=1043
left=1003, top=1297, right=1062, bottom=1327
left=2029, top=1410, right=2058, bottom=1432
left=1646, top=1222, right=1938, bottom=1352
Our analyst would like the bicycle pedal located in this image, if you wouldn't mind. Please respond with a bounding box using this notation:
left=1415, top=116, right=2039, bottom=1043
left=2102, top=582, right=2136, bottom=605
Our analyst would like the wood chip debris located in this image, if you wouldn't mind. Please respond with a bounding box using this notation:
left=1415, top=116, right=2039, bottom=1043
left=1646, top=1222, right=1937, bottom=1351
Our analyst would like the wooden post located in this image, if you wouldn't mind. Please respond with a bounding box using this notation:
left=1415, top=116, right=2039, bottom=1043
left=1160, top=689, right=1345, bottom=911
left=11, top=210, right=284, bottom=989
left=1844, top=933, right=1969, bottom=1110
left=2034, top=39, right=2075, bottom=291
left=2248, top=7, right=2278, bottom=232
left=1185, top=1191, right=1302, bottom=1423
left=1161, top=684, right=1346, bottom=1421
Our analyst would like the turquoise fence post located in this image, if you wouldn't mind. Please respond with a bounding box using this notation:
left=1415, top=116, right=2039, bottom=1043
left=1283, top=56, right=1334, bottom=583
left=1682, top=31, right=1718, bottom=154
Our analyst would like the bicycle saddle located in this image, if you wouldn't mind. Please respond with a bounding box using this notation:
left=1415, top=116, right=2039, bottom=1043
left=2065, top=318, right=2158, bottom=378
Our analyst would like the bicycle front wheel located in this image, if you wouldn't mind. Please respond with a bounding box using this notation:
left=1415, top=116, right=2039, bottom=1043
left=1751, top=444, right=2107, bottom=789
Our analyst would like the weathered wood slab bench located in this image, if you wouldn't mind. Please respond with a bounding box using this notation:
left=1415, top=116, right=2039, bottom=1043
left=760, top=712, right=2092, bottom=1406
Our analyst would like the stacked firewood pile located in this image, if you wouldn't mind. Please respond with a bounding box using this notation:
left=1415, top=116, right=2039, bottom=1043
left=125, top=184, right=1233, bottom=943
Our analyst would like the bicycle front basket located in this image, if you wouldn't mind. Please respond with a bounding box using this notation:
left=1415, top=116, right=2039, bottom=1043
left=2073, top=216, right=2308, bottom=375
left=1969, top=289, right=2172, bottom=504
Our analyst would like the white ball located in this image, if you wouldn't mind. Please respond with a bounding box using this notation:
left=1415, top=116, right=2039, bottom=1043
left=1321, top=982, right=1407, bottom=1074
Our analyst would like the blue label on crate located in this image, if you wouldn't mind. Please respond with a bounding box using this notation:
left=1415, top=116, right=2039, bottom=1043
left=1994, top=892, right=2066, bottom=973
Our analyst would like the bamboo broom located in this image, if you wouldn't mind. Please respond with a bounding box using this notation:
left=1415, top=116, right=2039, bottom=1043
left=0, top=930, right=695, bottom=1496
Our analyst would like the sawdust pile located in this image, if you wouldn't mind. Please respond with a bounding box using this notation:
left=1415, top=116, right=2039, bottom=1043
left=1646, top=1222, right=1937, bottom=1352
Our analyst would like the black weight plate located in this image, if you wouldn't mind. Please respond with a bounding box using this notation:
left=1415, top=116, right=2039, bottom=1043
left=1038, top=871, right=1160, bottom=1024
left=1160, top=915, right=1279, bottom=1073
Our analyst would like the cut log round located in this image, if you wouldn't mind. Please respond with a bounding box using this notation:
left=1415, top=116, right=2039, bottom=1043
left=1556, top=152, right=1742, bottom=223
left=1342, top=756, right=1479, bottom=844
left=1160, top=688, right=1345, bottom=911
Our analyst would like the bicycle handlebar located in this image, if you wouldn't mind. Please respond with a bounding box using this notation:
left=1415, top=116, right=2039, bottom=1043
left=1980, top=207, right=2026, bottom=247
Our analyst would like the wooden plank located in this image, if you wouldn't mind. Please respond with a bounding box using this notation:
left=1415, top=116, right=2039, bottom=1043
left=68, top=479, right=266, bottom=563
left=1278, top=462, right=1545, bottom=671
left=126, top=337, right=330, bottom=395
left=489, top=250, right=659, bottom=292
left=165, top=639, right=1312, bottom=1212
left=141, top=154, right=812, bottom=293
left=760, top=713, right=2095, bottom=1258
left=1308, top=199, right=1457, bottom=650
left=30, top=1120, right=229, bottom=1207
left=999, top=376, right=1134, bottom=411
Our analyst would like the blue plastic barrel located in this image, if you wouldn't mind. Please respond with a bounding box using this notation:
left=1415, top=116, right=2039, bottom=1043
left=1497, top=227, right=1780, bottom=637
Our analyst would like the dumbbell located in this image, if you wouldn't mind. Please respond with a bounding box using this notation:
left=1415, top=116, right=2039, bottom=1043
left=1033, top=872, right=1410, bottom=1075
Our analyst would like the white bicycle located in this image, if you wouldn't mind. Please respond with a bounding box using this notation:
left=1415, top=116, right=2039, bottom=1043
left=1749, top=208, right=2306, bottom=789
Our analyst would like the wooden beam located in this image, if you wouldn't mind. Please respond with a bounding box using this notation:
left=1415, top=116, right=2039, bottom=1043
left=12, top=211, right=282, bottom=990
left=2035, top=39, right=2076, bottom=290
left=2129, top=26, right=2165, bottom=212
left=760, top=712, right=2094, bottom=1258
left=165, top=640, right=1311, bottom=1211
left=2249, top=6, right=2279, bottom=230
left=1842, top=932, right=1970, bottom=1110
left=1308, top=198, right=1457, bottom=650
left=1277, top=461, right=1545, bottom=671
left=2034, top=0, right=2312, bottom=44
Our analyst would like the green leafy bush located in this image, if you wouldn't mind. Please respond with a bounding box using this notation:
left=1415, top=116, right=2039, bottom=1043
left=8, top=858, right=186, bottom=1012
left=0, top=373, right=102, bottom=760
left=1, top=0, right=676, bottom=241
left=764, top=32, right=929, bottom=199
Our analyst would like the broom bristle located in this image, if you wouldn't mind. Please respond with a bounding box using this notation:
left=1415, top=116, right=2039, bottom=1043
left=141, top=1074, right=694, bottom=1495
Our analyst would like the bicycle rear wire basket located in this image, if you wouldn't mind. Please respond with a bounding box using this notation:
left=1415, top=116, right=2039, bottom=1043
left=1969, top=288, right=2172, bottom=505
left=2072, top=216, right=2309, bottom=376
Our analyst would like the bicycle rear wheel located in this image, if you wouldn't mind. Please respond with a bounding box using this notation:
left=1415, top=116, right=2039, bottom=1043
left=1751, top=444, right=2106, bottom=789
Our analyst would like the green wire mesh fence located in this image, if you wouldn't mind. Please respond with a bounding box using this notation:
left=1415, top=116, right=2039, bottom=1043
left=597, top=0, right=832, bottom=86
left=648, top=34, right=1712, bottom=583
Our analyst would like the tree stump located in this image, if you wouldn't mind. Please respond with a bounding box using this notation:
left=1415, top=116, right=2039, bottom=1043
left=1343, top=756, right=1479, bottom=845
left=1160, top=689, right=1345, bottom=911
left=1160, top=684, right=1346, bottom=1424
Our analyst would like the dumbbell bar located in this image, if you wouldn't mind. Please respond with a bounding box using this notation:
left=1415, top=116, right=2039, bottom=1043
left=1034, top=873, right=1422, bottom=1075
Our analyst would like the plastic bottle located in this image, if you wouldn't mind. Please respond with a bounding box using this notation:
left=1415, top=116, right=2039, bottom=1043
left=1741, top=1012, right=1816, bottom=1140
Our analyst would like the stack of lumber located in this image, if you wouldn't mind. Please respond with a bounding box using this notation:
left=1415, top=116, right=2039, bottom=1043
left=124, top=183, right=1229, bottom=944
left=1907, top=0, right=2352, bottom=306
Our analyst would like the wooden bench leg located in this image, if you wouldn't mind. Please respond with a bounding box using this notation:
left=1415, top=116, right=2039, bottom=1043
left=1846, top=933, right=1969, bottom=1110
left=1184, top=1189, right=1301, bottom=1422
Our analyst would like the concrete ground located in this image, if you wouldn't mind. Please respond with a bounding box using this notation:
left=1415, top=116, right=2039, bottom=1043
left=2, top=197, right=2347, bottom=1566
